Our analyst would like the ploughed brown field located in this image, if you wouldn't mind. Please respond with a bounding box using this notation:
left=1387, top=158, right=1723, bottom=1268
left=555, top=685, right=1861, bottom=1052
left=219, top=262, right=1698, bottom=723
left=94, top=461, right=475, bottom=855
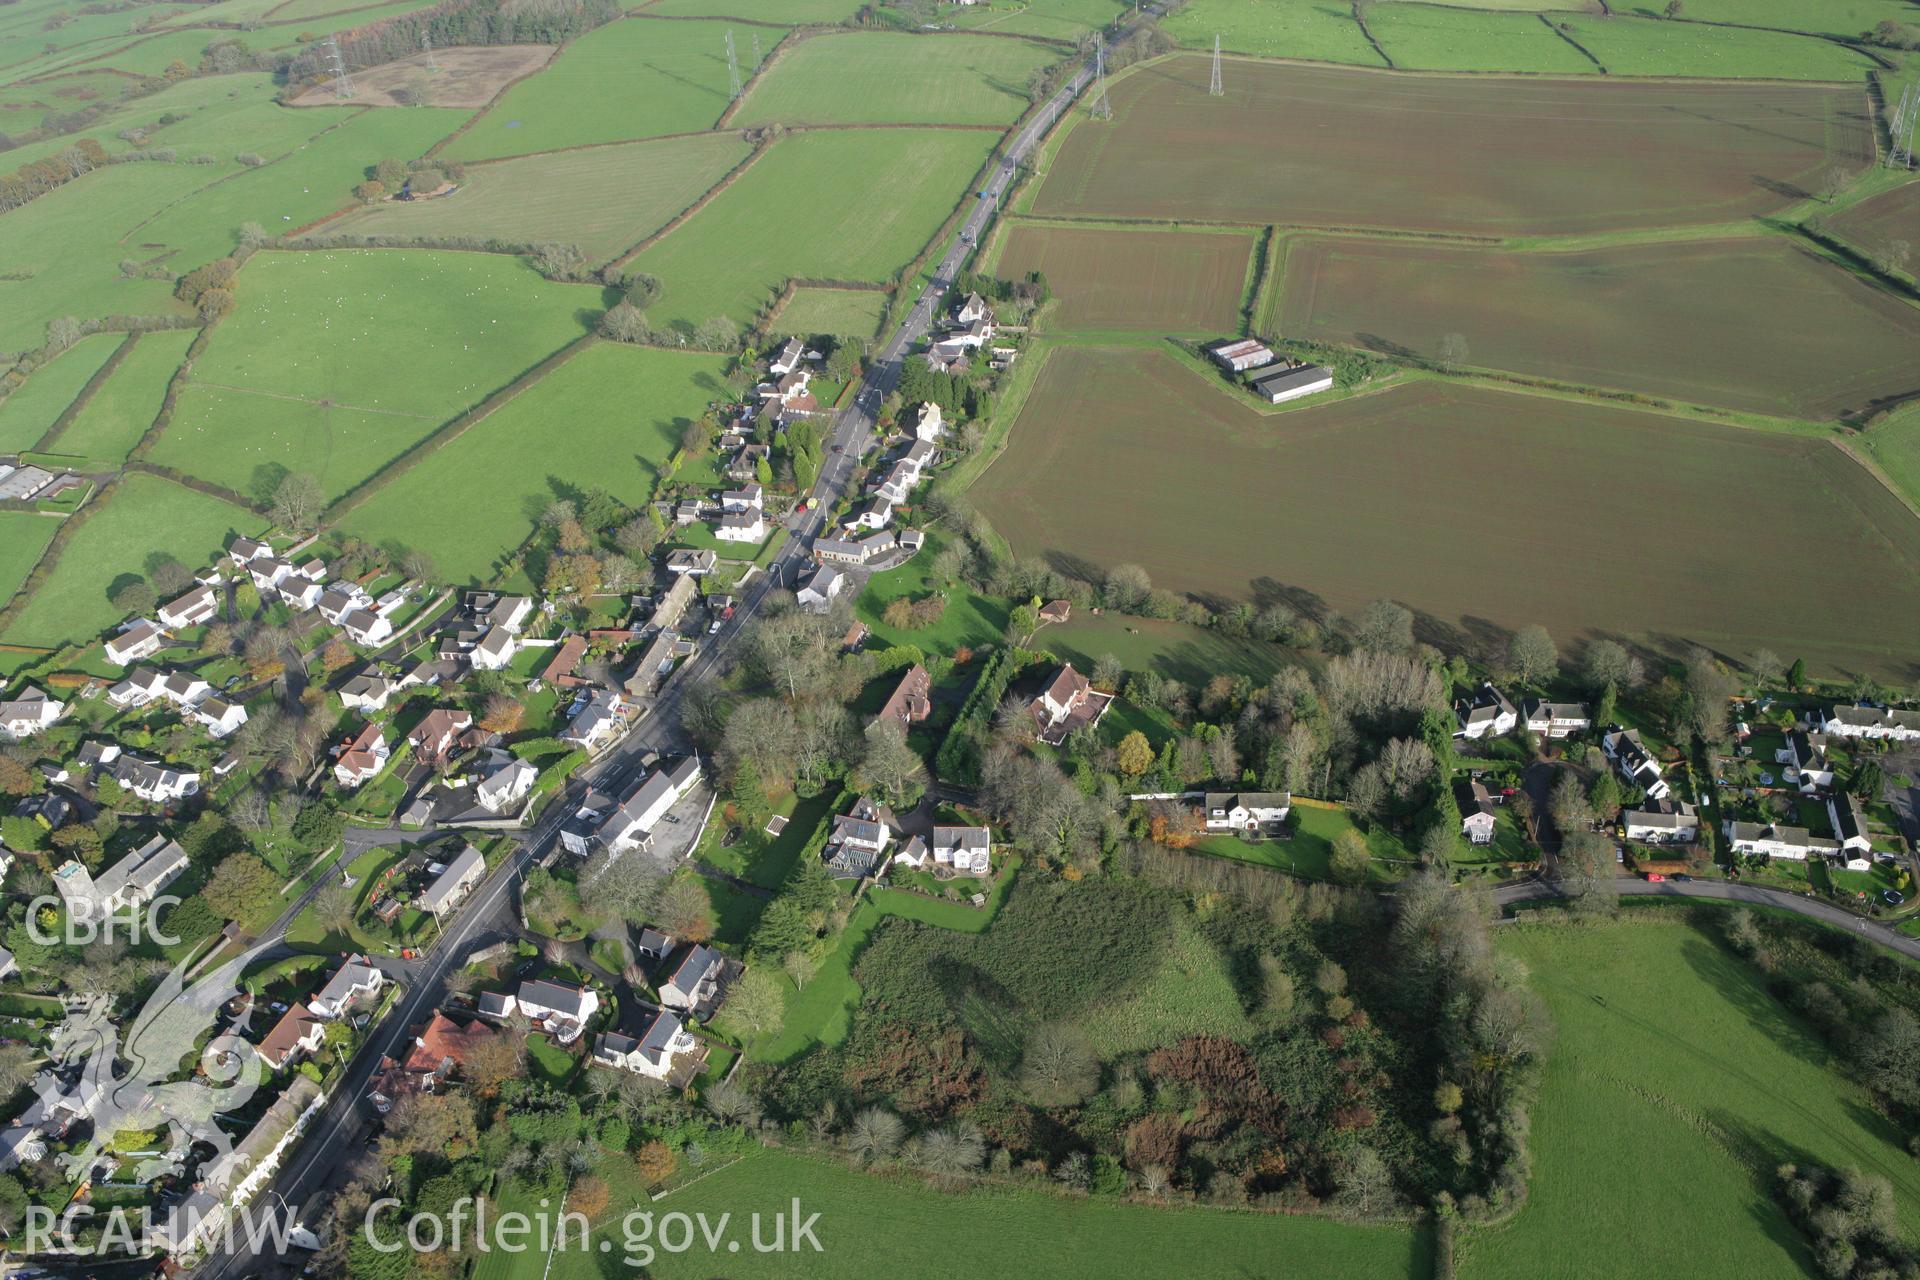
left=992, top=222, right=1254, bottom=332
left=1829, top=182, right=1920, bottom=259
left=970, top=346, right=1920, bottom=677
left=1274, top=234, right=1920, bottom=420
left=289, top=45, right=556, bottom=109
left=1031, top=57, right=1873, bottom=235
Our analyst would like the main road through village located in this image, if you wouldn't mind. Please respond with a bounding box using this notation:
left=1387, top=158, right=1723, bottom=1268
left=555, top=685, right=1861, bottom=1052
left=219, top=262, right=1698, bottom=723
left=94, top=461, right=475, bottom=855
left=189, top=18, right=1141, bottom=1280
left=192, top=9, right=1920, bottom=1273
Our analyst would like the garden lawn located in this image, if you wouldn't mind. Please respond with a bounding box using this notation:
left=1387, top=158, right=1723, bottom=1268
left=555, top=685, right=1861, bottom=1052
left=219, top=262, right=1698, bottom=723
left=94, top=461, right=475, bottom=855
left=731, top=31, right=1058, bottom=126
left=626, top=1149, right=1428, bottom=1280
left=1557, top=13, right=1880, bottom=78
left=770, top=286, right=889, bottom=339
left=444, top=17, right=772, bottom=162
left=624, top=127, right=992, bottom=331
left=1370, top=4, right=1598, bottom=73
left=1458, top=918, right=1920, bottom=1278
left=0, top=333, right=125, bottom=453
left=1039, top=611, right=1298, bottom=685
left=50, top=328, right=196, bottom=461
left=0, top=513, right=58, bottom=610
left=854, top=529, right=1010, bottom=651
left=1163, top=0, right=1385, bottom=64
left=340, top=342, right=728, bottom=584
left=526, top=1033, right=576, bottom=1086
left=1, top=472, right=265, bottom=646
left=1199, top=804, right=1409, bottom=882
left=323, top=132, right=750, bottom=266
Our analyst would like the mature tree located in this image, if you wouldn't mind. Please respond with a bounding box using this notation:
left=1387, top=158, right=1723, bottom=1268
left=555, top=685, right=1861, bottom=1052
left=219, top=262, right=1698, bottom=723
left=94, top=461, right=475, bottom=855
left=381, top=1091, right=480, bottom=1162
left=1580, top=638, right=1643, bottom=694
left=0, top=756, right=34, bottom=797
left=202, top=853, right=277, bottom=923
left=724, top=698, right=799, bottom=788
left=0, top=1044, right=38, bottom=1101
left=613, top=517, right=661, bottom=559
left=269, top=472, right=324, bottom=530
left=847, top=1106, right=905, bottom=1165
left=1103, top=563, right=1152, bottom=613
left=1328, top=828, right=1372, bottom=886
left=1872, top=236, right=1911, bottom=279
left=109, top=579, right=155, bottom=618
left=147, top=555, right=192, bottom=595
left=1815, top=163, right=1849, bottom=203
left=859, top=720, right=925, bottom=806
left=1683, top=649, right=1737, bottom=746
left=1436, top=332, right=1469, bottom=372
left=653, top=874, right=714, bottom=941
left=579, top=845, right=663, bottom=922
left=1559, top=831, right=1618, bottom=918
left=744, top=609, right=837, bottom=699
left=480, top=693, right=524, bottom=735
left=463, top=1033, right=526, bottom=1098
left=914, top=1121, right=985, bottom=1176
left=715, top=966, right=785, bottom=1042
left=1353, top=598, right=1414, bottom=653
left=1508, top=624, right=1558, bottom=687
left=633, top=1140, right=678, bottom=1184
left=1115, top=730, right=1154, bottom=778
left=1257, top=955, right=1296, bottom=1023
left=1092, top=653, right=1125, bottom=691
left=1018, top=1022, right=1099, bottom=1108
left=1748, top=648, right=1784, bottom=691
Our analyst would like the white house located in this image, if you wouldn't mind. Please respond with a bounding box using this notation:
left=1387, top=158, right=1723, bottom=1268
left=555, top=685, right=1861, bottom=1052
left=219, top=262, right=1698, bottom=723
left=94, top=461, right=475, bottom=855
left=1816, top=704, right=1920, bottom=742
left=0, top=687, right=63, bottom=739
left=1457, top=779, right=1498, bottom=845
left=847, top=497, right=894, bottom=531
left=561, top=689, right=627, bottom=753
left=340, top=671, right=395, bottom=713
left=471, top=625, right=516, bottom=672
left=797, top=564, right=845, bottom=613
left=227, top=536, right=273, bottom=566
left=1623, top=801, right=1698, bottom=845
left=340, top=607, right=394, bottom=648
left=592, top=758, right=701, bottom=853
left=1723, top=821, right=1835, bottom=862
left=333, top=724, right=390, bottom=788
left=1777, top=731, right=1835, bottom=793
left=157, top=584, right=218, bottom=630
left=1202, top=792, right=1291, bottom=836
left=255, top=1003, right=327, bottom=1071
left=482, top=594, right=534, bottom=633
left=666, top=549, right=718, bottom=577
left=931, top=825, right=992, bottom=875
left=658, top=945, right=726, bottom=1017
left=1603, top=728, right=1670, bottom=801
left=309, top=956, right=386, bottom=1020
left=57, top=834, right=189, bottom=919
left=476, top=757, right=537, bottom=813
left=954, top=292, right=990, bottom=327
left=318, top=584, right=373, bottom=627
left=720, top=483, right=762, bottom=513
left=1454, top=683, right=1518, bottom=740
left=911, top=402, right=944, bottom=442
left=190, top=695, right=248, bottom=740
left=1522, top=699, right=1591, bottom=740
left=104, top=619, right=167, bottom=667
left=111, top=754, right=200, bottom=803
left=1829, top=793, right=1873, bottom=857
left=714, top=510, right=766, bottom=544
left=768, top=337, right=806, bottom=377
left=497, top=979, right=599, bottom=1044
left=1029, top=663, right=1108, bottom=743
left=418, top=844, right=486, bottom=919
left=592, top=1007, right=701, bottom=1082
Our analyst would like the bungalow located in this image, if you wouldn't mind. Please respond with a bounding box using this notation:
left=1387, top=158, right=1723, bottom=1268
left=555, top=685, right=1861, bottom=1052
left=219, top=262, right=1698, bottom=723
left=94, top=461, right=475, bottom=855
left=1778, top=731, right=1836, bottom=793
left=482, top=594, right=534, bottom=633
left=418, top=844, right=486, bottom=918
left=318, top=584, right=373, bottom=627
left=824, top=795, right=894, bottom=877
left=477, top=757, right=537, bottom=813
left=1623, top=800, right=1699, bottom=845
left=1522, top=699, right=1591, bottom=740
left=911, top=402, right=944, bottom=442
left=1247, top=362, right=1334, bottom=405
left=190, top=694, right=248, bottom=739
left=1603, top=728, right=1670, bottom=801
left=1029, top=663, right=1110, bottom=745
left=1829, top=793, right=1873, bottom=856
left=561, top=689, right=626, bottom=753
left=471, top=625, right=516, bottom=672
left=1456, top=778, right=1498, bottom=845
left=503, top=978, right=599, bottom=1044
left=768, top=336, right=806, bottom=377
left=340, top=671, right=395, bottom=714
left=1816, top=704, right=1920, bottom=742
left=227, top=536, right=273, bottom=566
left=848, top=496, right=894, bottom=531
left=592, top=1006, right=702, bottom=1082
left=1454, top=682, right=1517, bottom=740
left=797, top=564, right=846, bottom=613
left=0, top=686, right=62, bottom=739
left=367, top=1012, right=497, bottom=1113
left=1209, top=338, right=1275, bottom=373
left=931, top=825, right=992, bottom=876
left=728, top=443, right=771, bottom=483
left=1723, top=821, right=1836, bottom=861
left=715, top=510, right=766, bottom=544
left=871, top=664, right=931, bottom=732
left=104, top=619, right=167, bottom=667
left=60, top=834, right=190, bottom=917
left=666, top=548, right=718, bottom=577
left=309, top=955, right=386, bottom=1020
left=1038, top=599, right=1071, bottom=625
left=333, top=724, right=390, bottom=788
left=408, top=708, right=474, bottom=764
left=924, top=340, right=971, bottom=374
left=658, top=945, right=727, bottom=1018
left=340, top=607, right=394, bottom=648
left=111, top=753, right=200, bottom=803
left=278, top=575, right=325, bottom=612
left=157, top=584, right=218, bottom=630
left=814, top=535, right=873, bottom=566
left=674, top=498, right=704, bottom=527
left=255, top=1003, right=327, bottom=1072
left=1202, top=791, right=1292, bottom=836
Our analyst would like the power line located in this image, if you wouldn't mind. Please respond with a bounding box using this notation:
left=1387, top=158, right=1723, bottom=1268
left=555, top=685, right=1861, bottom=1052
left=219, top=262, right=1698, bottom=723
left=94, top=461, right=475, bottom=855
left=751, top=30, right=761, bottom=66
left=422, top=32, right=437, bottom=72
left=1893, top=84, right=1918, bottom=169
left=725, top=29, right=742, bottom=101
left=1209, top=33, right=1223, bottom=96
left=323, top=36, right=355, bottom=100
left=1091, top=43, right=1110, bottom=120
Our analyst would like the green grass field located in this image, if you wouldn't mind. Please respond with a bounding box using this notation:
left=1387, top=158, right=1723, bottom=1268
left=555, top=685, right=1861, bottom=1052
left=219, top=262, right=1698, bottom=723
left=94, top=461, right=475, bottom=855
left=854, top=530, right=1011, bottom=652
left=951, top=0, right=1130, bottom=40
left=1163, top=0, right=1386, bottom=65
left=1555, top=13, right=1879, bottom=78
left=770, top=286, right=889, bottom=339
left=341, top=341, right=728, bottom=583
left=1459, top=918, right=1920, bottom=1278
left=0, top=472, right=265, bottom=646
left=626, top=1149, right=1428, bottom=1279
left=444, top=17, right=772, bottom=162
left=1862, top=404, right=1920, bottom=512
left=1039, top=611, right=1299, bottom=685
left=1275, top=234, right=1920, bottom=419
left=970, top=346, right=1920, bottom=676
left=731, top=31, right=1058, bottom=126
left=993, top=222, right=1254, bottom=333
left=1370, top=4, right=1598, bottom=73
left=0, top=333, right=125, bottom=453
left=640, top=0, right=862, bottom=18
left=0, top=68, right=134, bottom=130
left=49, top=328, right=197, bottom=461
left=625, top=127, right=992, bottom=330
left=1607, top=0, right=1915, bottom=37
left=323, top=132, right=750, bottom=265
left=0, top=513, right=59, bottom=611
